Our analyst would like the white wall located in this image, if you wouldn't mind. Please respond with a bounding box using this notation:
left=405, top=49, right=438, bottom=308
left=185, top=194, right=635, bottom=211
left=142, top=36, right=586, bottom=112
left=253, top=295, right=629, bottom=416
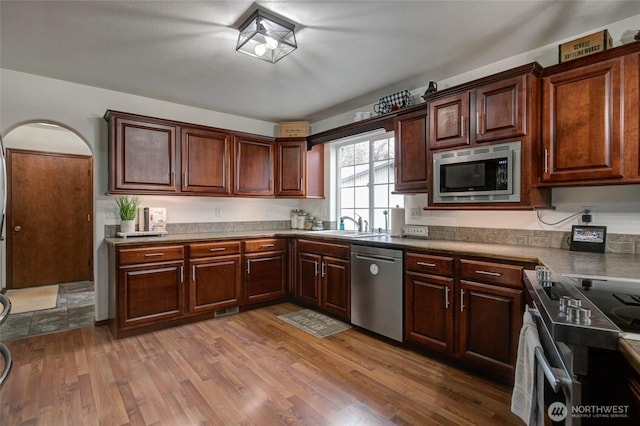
left=0, top=70, right=298, bottom=320
left=304, top=13, right=640, bottom=236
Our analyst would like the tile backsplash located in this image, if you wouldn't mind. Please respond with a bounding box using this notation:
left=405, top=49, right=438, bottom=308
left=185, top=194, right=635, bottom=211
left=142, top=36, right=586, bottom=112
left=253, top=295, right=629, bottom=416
left=105, top=221, right=640, bottom=254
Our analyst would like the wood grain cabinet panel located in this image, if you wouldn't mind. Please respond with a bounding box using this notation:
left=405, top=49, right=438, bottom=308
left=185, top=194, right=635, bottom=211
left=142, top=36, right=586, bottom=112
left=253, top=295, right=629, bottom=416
left=181, top=127, right=233, bottom=194
left=542, top=58, right=624, bottom=182
left=234, top=136, right=275, bottom=197
left=275, top=139, right=306, bottom=197
left=296, top=240, right=350, bottom=320
left=189, top=255, right=241, bottom=313
left=429, top=92, right=471, bottom=150
left=243, top=239, right=287, bottom=304
left=107, top=112, right=177, bottom=193
left=458, top=280, right=523, bottom=377
left=394, top=108, right=429, bottom=193
left=475, top=75, right=527, bottom=143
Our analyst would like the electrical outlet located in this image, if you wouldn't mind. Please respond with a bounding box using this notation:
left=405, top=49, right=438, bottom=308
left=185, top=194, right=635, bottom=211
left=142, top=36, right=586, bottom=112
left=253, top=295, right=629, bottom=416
left=214, top=208, right=222, bottom=217
left=410, top=207, right=420, bottom=218
left=105, top=207, right=119, bottom=220
left=404, top=225, right=429, bottom=238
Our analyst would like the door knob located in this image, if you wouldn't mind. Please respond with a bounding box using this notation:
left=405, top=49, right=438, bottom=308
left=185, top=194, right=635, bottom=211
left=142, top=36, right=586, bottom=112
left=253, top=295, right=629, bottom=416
left=14, top=226, right=21, bottom=232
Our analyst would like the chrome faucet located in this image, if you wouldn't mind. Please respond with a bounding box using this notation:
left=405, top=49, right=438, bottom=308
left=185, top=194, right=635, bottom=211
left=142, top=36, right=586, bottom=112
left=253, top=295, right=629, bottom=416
left=340, top=214, right=363, bottom=232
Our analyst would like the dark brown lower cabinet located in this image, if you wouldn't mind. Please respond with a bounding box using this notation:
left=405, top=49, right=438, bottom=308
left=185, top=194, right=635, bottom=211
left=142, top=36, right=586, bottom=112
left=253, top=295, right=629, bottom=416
left=297, top=239, right=350, bottom=320
left=109, top=245, right=186, bottom=337
left=188, top=241, right=241, bottom=314
left=405, top=271, right=454, bottom=353
left=459, top=280, right=523, bottom=378
left=405, top=252, right=526, bottom=379
left=243, top=238, right=288, bottom=305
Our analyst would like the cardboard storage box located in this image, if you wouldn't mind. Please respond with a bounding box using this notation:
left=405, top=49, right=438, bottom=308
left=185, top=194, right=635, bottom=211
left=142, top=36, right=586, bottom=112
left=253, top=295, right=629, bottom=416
left=559, top=30, right=613, bottom=63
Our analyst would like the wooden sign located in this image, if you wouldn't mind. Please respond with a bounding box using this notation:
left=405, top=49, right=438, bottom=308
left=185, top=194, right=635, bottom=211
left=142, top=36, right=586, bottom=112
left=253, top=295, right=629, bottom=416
left=278, top=121, right=310, bottom=138
left=559, top=30, right=613, bottom=63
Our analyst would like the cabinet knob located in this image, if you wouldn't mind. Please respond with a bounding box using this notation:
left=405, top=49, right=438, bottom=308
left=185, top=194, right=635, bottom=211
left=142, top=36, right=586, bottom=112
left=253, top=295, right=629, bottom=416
left=14, top=226, right=21, bottom=232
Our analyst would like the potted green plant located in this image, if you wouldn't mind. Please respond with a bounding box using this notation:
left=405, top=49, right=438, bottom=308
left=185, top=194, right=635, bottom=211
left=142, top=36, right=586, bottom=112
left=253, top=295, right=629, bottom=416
left=115, top=195, right=141, bottom=234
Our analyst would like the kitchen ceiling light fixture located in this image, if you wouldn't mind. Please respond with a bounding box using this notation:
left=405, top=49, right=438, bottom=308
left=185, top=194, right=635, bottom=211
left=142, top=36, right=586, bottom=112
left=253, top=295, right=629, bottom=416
left=236, top=9, right=297, bottom=63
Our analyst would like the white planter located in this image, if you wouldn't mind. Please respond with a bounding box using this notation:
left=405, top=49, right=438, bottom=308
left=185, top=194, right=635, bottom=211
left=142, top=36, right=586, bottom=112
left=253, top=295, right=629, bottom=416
left=120, top=219, right=136, bottom=234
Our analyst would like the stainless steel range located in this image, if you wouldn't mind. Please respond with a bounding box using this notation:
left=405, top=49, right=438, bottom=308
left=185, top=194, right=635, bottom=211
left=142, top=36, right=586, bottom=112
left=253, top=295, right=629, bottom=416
left=523, top=270, right=638, bottom=425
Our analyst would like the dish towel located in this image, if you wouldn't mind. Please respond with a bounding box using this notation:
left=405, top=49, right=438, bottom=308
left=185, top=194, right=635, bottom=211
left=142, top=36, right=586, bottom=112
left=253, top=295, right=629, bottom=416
left=511, top=311, right=543, bottom=426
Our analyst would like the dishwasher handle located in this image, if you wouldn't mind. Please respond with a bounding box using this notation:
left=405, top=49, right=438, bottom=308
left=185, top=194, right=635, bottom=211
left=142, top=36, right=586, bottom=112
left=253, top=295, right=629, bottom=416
left=354, top=253, right=398, bottom=263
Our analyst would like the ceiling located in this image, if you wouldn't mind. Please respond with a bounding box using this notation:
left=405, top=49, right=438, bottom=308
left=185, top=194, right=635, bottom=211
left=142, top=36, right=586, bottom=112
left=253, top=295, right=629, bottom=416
left=1, top=1, right=639, bottom=123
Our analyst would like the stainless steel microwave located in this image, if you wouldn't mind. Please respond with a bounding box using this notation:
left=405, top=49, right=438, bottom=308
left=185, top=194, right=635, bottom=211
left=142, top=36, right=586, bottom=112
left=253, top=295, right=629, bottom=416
left=432, top=141, right=521, bottom=203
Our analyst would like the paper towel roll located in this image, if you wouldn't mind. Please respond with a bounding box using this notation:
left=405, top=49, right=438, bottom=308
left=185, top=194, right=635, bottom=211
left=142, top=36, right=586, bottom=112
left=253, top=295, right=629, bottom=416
left=390, top=207, right=405, bottom=237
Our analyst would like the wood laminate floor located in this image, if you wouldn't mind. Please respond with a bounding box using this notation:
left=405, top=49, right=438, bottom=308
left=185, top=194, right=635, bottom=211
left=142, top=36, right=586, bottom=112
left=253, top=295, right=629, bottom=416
left=0, top=303, right=521, bottom=425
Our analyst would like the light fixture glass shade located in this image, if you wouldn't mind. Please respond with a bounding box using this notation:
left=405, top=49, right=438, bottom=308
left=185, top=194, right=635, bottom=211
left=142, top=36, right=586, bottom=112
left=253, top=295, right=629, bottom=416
left=236, top=9, right=297, bottom=63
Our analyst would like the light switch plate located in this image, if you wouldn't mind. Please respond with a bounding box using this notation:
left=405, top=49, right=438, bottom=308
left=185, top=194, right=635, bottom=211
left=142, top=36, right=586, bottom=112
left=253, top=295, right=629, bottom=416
left=404, top=225, right=429, bottom=238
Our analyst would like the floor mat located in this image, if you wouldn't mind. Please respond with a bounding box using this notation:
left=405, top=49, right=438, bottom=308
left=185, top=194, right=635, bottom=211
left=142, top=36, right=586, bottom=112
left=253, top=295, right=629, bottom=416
left=278, top=309, right=351, bottom=338
left=5, top=285, right=59, bottom=314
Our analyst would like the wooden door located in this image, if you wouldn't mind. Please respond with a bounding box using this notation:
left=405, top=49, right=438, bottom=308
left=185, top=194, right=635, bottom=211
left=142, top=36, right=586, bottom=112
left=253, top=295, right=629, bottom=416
left=475, top=75, right=527, bottom=143
left=109, top=115, right=177, bottom=192
left=428, top=92, right=471, bottom=149
left=405, top=272, right=454, bottom=353
left=181, top=127, right=232, bottom=195
left=394, top=109, right=428, bottom=193
left=189, top=255, right=241, bottom=313
left=275, top=139, right=305, bottom=197
left=7, top=150, right=93, bottom=288
left=458, top=280, right=523, bottom=377
left=542, top=58, right=623, bottom=182
left=298, top=252, right=321, bottom=306
left=321, top=256, right=350, bottom=319
left=234, top=136, right=274, bottom=197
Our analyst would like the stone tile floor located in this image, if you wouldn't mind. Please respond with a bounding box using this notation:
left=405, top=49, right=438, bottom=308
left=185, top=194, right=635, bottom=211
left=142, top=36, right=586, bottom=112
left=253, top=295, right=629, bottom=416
left=0, top=281, right=95, bottom=340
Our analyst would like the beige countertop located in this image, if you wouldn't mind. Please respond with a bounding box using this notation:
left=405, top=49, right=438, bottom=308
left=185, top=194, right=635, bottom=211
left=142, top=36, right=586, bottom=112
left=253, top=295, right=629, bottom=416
left=106, top=229, right=640, bottom=372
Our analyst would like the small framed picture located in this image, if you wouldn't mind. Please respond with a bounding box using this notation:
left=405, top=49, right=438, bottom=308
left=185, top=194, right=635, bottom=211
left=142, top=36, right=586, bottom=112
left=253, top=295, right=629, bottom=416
left=569, top=225, right=607, bottom=253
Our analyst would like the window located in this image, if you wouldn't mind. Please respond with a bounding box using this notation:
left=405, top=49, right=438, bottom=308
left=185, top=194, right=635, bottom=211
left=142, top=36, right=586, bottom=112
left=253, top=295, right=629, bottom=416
left=336, top=131, right=403, bottom=232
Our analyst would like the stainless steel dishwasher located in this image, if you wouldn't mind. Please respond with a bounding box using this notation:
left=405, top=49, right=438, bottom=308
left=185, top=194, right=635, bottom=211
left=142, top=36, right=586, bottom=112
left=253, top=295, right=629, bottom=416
left=351, top=245, right=403, bottom=342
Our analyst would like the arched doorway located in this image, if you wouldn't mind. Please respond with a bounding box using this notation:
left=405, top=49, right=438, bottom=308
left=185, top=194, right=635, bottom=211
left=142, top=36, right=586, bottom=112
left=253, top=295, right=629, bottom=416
left=1, top=122, right=94, bottom=337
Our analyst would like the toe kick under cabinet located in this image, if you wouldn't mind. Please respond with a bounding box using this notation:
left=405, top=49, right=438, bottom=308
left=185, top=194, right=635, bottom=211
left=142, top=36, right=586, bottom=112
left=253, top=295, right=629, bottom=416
left=405, top=252, right=533, bottom=380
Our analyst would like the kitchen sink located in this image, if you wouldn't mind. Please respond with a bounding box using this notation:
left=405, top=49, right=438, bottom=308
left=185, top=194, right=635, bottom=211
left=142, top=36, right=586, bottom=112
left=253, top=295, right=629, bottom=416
left=311, top=230, right=384, bottom=239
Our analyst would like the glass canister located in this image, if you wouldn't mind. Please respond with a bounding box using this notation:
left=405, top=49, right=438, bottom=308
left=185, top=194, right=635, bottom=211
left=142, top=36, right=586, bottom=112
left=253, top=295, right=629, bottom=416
left=297, top=212, right=307, bottom=230
left=305, top=216, right=314, bottom=230
left=290, top=209, right=301, bottom=229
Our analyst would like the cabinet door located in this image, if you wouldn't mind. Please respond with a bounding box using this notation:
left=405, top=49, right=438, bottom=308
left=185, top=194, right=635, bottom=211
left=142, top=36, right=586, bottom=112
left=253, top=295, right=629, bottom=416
left=243, top=251, right=287, bottom=304
left=405, top=272, right=454, bottom=353
left=476, top=75, right=527, bottom=143
left=322, top=256, right=350, bottom=319
left=189, top=255, right=241, bottom=314
left=306, top=144, right=325, bottom=198
left=298, top=252, right=321, bottom=306
left=111, top=117, right=177, bottom=192
left=428, top=92, right=471, bottom=149
left=276, top=139, right=306, bottom=197
left=394, top=109, right=428, bottom=193
left=458, top=280, right=523, bottom=377
left=542, top=58, right=623, bottom=182
left=234, top=136, right=274, bottom=196
left=181, top=127, right=232, bottom=194
left=118, top=261, right=184, bottom=328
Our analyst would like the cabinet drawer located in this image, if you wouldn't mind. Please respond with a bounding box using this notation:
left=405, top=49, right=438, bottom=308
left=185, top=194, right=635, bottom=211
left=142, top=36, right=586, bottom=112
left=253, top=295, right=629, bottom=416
left=298, top=239, right=350, bottom=259
left=118, top=245, right=184, bottom=266
left=406, top=252, right=454, bottom=276
left=459, top=259, right=523, bottom=288
left=188, top=241, right=241, bottom=258
left=243, top=238, right=287, bottom=253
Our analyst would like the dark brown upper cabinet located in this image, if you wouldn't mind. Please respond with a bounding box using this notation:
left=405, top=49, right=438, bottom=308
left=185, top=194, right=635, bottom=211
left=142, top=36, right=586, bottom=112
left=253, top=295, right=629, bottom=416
left=428, top=74, right=527, bottom=150
left=234, top=134, right=275, bottom=197
left=540, top=42, right=640, bottom=186
left=181, top=127, right=233, bottom=195
left=394, top=108, right=429, bottom=193
left=106, top=111, right=178, bottom=193
left=275, top=138, right=306, bottom=197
